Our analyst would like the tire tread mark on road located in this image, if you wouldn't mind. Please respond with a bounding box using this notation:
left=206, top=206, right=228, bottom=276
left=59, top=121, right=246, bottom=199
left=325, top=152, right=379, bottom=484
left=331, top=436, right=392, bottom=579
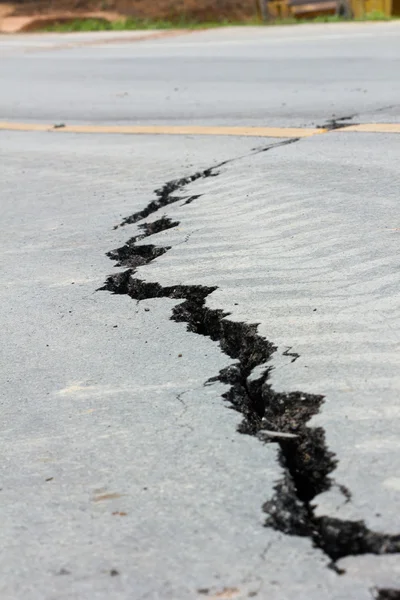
left=101, top=142, right=400, bottom=572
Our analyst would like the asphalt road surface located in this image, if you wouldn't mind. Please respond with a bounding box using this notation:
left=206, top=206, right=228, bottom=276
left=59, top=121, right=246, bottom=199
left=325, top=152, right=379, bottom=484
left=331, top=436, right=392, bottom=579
left=1, top=22, right=400, bottom=600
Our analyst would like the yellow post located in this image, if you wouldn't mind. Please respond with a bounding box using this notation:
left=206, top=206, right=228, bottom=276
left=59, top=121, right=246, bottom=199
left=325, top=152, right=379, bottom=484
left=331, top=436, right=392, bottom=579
left=351, top=0, right=393, bottom=15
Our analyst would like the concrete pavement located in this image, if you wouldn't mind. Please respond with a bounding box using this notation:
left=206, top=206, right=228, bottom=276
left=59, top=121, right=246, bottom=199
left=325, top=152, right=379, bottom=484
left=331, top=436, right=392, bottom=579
left=1, top=22, right=400, bottom=126
left=0, top=23, right=400, bottom=600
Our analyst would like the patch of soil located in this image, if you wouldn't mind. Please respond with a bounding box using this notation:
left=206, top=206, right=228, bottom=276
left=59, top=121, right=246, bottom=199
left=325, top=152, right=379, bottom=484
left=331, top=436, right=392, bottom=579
left=6, top=0, right=259, bottom=22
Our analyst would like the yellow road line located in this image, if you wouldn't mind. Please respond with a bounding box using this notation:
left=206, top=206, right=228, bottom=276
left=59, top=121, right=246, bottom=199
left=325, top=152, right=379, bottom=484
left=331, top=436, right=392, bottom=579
left=336, top=123, right=400, bottom=134
left=1, top=122, right=400, bottom=137
left=0, top=122, right=50, bottom=132
left=0, top=122, right=325, bottom=138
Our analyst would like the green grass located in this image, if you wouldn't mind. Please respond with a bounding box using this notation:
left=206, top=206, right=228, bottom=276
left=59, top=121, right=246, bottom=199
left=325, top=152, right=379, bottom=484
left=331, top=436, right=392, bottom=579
left=41, top=17, right=234, bottom=32
left=360, top=9, right=391, bottom=19
left=269, top=11, right=391, bottom=24
left=41, top=11, right=393, bottom=32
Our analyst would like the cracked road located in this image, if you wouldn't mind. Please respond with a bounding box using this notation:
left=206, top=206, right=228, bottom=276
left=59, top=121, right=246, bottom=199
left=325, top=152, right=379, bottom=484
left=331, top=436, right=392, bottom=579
left=1, top=21, right=400, bottom=600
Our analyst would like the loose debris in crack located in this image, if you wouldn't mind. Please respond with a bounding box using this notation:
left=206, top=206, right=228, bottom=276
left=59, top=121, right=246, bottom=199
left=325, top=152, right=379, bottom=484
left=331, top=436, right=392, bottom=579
left=102, top=146, right=400, bottom=572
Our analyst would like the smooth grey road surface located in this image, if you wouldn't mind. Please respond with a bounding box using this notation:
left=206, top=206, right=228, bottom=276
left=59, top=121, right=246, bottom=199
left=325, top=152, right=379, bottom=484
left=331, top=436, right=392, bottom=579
left=0, top=22, right=400, bottom=126
left=0, top=23, right=400, bottom=600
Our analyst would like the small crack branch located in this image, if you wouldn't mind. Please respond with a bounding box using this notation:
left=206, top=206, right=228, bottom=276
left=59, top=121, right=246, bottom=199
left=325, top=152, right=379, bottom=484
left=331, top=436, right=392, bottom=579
left=282, top=346, right=300, bottom=363
left=317, top=115, right=358, bottom=130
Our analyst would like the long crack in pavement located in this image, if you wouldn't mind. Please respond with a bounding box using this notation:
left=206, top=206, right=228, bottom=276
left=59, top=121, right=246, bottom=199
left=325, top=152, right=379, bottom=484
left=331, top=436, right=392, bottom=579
left=101, top=139, right=400, bottom=580
left=114, top=138, right=298, bottom=229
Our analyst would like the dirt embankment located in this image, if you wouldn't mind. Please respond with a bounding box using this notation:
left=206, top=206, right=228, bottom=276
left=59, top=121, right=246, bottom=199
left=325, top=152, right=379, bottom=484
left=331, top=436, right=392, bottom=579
left=4, top=0, right=258, bottom=21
